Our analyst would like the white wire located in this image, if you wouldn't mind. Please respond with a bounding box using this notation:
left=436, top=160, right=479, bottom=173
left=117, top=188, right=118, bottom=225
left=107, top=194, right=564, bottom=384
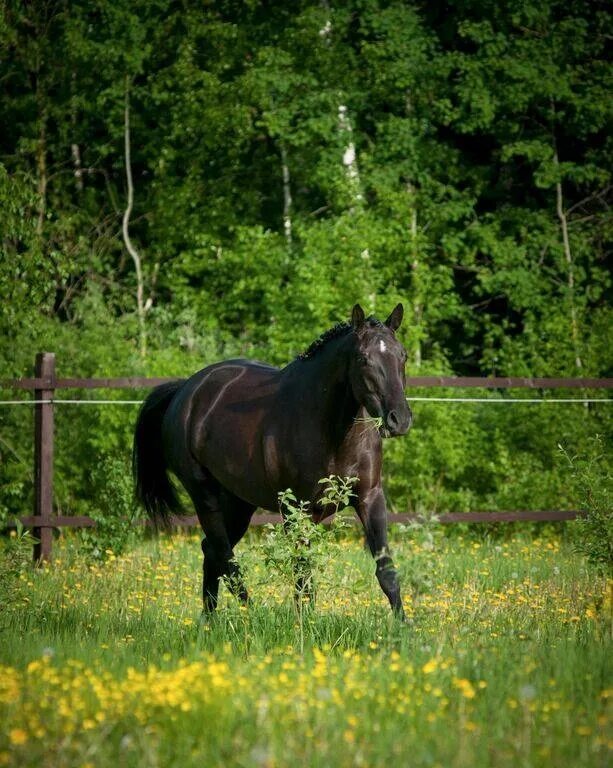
left=0, top=397, right=611, bottom=406
left=407, top=397, right=612, bottom=404
left=0, top=399, right=143, bottom=405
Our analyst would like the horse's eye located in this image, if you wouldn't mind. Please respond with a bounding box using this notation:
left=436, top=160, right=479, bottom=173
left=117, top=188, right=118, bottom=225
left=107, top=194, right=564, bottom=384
left=358, top=354, right=368, bottom=366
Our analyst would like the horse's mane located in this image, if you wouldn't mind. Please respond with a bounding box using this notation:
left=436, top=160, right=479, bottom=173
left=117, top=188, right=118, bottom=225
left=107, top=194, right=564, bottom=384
left=297, top=317, right=384, bottom=361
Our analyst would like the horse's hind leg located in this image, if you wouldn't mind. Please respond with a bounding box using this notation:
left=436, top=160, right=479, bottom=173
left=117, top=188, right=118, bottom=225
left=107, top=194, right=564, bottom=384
left=200, top=533, right=225, bottom=612
left=188, top=479, right=254, bottom=612
left=221, top=494, right=254, bottom=603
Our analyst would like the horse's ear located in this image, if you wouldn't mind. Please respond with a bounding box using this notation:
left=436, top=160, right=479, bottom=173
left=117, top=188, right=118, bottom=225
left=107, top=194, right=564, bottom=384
left=385, top=303, right=404, bottom=332
left=351, top=304, right=366, bottom=329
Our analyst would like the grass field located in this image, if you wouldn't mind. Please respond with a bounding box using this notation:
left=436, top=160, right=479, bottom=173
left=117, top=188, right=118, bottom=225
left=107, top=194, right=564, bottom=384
left=0, top=526, right=611, bottom=767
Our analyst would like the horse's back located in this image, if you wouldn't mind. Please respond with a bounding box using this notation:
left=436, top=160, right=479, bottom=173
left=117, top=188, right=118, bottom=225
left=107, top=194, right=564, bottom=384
left=163, top=359, right=282, bottom=507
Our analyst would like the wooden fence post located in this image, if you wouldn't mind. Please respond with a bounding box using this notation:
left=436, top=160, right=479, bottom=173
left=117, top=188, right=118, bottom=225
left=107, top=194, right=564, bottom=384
left=33, top=352, right=55, bottom=562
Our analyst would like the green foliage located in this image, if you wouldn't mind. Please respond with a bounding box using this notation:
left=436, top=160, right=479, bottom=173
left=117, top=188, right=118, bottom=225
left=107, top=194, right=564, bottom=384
left=0, top=0, right=610, bottom=522
left=0, top=522, right=37, bottom=614
left=317, top=475, right=358, bottom=519
left=261, top=476, right=356, bottom=610
left=562, top=436, right=613, bottom=574
left=262, top=489, right=321, bottom=598
left=78, top=455, right=144, bottom=560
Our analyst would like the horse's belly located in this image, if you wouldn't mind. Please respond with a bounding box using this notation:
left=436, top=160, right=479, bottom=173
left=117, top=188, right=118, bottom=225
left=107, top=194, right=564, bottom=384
left=201, top=437, right=278, bottom=510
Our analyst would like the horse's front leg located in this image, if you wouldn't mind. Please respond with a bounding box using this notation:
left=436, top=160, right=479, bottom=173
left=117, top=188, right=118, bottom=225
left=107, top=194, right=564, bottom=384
left=358, top=486, right=405, bottom=620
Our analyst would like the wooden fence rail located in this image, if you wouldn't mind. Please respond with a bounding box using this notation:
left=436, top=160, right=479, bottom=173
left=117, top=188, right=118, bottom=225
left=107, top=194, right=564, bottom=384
left=7, top=375, right=613, bottom=390
left=2, top=352, right=611, bottom=562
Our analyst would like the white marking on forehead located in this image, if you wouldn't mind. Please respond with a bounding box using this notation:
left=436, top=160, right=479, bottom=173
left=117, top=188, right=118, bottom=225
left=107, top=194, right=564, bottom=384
left=379, top=339, right=387, bottom=353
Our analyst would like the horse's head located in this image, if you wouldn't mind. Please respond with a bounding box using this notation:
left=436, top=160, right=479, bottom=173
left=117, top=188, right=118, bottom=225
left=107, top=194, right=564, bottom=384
left=348, top=303, right=412, bottom=437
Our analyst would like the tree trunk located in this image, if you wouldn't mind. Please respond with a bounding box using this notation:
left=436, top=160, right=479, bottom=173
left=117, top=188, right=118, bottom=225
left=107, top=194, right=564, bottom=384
left=550, top=101, right=582, bottom=374
left=338, top=104, right=364, bottom=209
left=322, top=0, right=372, bottom=305
left=122, top=76, right=147, bottom=359
left=407, top=182, right=421, bottom=367
left=36, top=98, right=47, bottom=236
left=553, top=147, right=582, bottom=373
left=280, top=142, right=292, bottom=251
left=71, top=72, right=83, bottom=192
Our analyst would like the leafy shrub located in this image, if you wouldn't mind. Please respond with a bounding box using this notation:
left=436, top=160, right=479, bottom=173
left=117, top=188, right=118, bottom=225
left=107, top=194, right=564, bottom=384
left=260, top=476, right=357, bottom=651
left=79, top=454, right=144, bottom=560
left=561, top=436, right=612, bottom=574
left=262, top=477, right=357, bottom=590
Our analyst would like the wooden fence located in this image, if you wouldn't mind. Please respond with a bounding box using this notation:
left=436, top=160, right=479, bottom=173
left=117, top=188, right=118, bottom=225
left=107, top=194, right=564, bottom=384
left=2, top=352, right=612, bottom=562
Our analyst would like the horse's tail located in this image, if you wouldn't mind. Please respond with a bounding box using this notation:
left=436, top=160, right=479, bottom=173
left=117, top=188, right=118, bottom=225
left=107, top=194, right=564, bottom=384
left=133, top=380, right=184, bottom=529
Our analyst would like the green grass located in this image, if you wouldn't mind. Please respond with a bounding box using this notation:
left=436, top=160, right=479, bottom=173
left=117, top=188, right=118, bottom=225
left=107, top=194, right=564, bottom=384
left=0, top=528, right=611, bottom=767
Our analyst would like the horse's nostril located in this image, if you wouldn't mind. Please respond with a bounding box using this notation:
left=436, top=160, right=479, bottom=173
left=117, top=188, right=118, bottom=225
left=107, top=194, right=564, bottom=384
left=387, top=410, right=399, bottom=429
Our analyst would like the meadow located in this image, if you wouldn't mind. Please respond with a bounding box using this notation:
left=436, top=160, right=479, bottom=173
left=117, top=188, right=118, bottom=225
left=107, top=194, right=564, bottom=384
left=0, top=525, right=611, bottom=768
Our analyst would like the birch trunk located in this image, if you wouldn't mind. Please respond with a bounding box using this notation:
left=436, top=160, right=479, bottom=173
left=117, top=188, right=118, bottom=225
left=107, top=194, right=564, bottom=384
left=407, top=182, right=421, bottom=367
left=338, top=104, right=364, bottom=209
left=280, top=142, right=292, bottom=251
left=321, top=0, right=372, bottom=303
left=320, top=3, right=364, bottom=208
left=122, top=77, right=147, bottom=359
left=404, top=94, right=421, bottom=365
left=71, top=72, right=83, bottom=192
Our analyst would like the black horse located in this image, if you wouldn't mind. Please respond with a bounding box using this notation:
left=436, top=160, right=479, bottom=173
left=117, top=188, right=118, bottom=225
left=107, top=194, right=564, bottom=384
left=133, top=304, right=412, bottom=618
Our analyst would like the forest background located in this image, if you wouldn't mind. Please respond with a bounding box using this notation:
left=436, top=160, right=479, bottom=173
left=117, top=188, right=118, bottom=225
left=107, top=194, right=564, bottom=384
left=0, top=0, right=611, bottom=526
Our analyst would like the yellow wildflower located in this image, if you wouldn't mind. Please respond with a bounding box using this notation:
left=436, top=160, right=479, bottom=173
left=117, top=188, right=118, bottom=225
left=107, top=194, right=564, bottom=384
left=422, top=658, right=438, bottom=675
left=453, top=678, right=476, bottom=700
left=9, top=729, right=27, bottom=746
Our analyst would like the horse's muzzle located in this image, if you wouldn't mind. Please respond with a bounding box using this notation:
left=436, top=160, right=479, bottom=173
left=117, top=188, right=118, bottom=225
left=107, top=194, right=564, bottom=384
left=384, top=405, right=412, bottom=437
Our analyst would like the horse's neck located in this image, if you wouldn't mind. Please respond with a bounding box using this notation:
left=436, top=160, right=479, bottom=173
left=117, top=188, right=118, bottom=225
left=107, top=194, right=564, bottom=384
left=293, top=337, right=358, bottom=443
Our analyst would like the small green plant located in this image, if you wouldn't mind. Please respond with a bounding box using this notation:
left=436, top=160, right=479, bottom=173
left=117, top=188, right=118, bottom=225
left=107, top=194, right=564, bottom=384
left=261, top=476, right=357, bottom=652
left=262, top=491, right=321, bottom=599
left=0, top=521, right=36, bottom=615
left=79, top=454, right=144, bottom=560
left=318, top=474, right=358, bottom=526
left=560, top=436, right=612, bottom=574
